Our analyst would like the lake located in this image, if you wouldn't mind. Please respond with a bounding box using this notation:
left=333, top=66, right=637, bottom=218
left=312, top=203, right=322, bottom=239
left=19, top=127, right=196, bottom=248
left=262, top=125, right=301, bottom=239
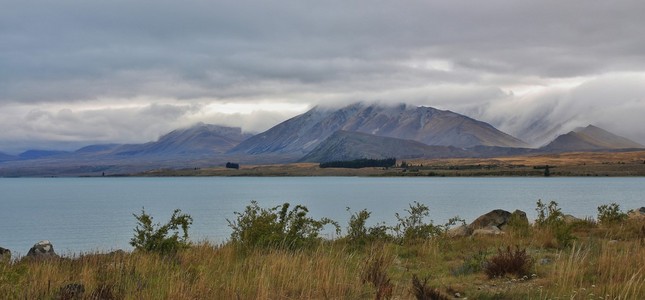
left=1, top=177, right=643, bottom=256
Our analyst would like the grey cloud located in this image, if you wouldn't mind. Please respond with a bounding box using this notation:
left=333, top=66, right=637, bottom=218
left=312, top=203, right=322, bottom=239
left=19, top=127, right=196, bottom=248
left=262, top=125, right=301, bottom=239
left=1, top=0, right=645, bottom=150
left=466, top=73, right=645, bottom=146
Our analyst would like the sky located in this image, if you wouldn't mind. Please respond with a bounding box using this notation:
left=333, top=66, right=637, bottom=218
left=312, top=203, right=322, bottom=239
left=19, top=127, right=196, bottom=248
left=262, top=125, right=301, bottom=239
left=1, top=0, right=645, bottom=153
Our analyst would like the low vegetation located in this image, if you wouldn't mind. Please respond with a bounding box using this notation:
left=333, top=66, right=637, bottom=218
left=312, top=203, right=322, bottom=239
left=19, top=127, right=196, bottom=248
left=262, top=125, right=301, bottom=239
left=2, top=201, right=645, bottom=299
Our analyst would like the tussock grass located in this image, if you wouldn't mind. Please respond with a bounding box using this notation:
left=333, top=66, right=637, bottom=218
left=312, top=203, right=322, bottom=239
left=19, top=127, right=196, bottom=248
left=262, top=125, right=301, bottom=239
left=2, top=223, right=645, bottom=299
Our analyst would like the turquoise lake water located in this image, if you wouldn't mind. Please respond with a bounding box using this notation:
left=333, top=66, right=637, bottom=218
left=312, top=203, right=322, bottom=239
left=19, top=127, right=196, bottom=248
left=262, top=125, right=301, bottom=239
left=1, top=177, right=643, bottom=256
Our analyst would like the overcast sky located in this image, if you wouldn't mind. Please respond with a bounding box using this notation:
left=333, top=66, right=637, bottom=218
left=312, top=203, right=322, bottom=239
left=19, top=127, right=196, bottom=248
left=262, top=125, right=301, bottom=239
left=1, top=0, right=644, bottom=153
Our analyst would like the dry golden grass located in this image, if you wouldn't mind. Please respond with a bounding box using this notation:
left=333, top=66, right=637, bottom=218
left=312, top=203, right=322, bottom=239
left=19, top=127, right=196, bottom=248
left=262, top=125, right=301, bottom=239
left=2, top=221, right=645, bottom=299
left=139, top=150, right=645, bottom=177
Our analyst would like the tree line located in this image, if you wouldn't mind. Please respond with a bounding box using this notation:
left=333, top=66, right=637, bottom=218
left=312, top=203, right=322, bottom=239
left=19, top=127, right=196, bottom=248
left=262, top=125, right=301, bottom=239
left=319, top=158, right=396, bottom=169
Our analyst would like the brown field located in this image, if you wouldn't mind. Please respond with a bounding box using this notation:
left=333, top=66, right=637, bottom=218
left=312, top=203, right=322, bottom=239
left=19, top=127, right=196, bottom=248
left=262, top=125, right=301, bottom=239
left=139, top=150, right=645, bottom=177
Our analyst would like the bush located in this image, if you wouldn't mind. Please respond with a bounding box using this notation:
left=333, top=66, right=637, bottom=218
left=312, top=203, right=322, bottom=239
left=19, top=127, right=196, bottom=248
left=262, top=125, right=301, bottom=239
left=484, top=246, right=533, bottom=279
left=535, top=200, right=575, bottom=248
left=597, top=203, right=627, bottom=225
left=130, top=208, right=193, bottom=254
left=228, top=201, right=340, bottom=250
left=346, top=208, right=391, bottom=246
left=393, top=202, right=461, bottom=243
left=394, top=202, right=440, bottom=243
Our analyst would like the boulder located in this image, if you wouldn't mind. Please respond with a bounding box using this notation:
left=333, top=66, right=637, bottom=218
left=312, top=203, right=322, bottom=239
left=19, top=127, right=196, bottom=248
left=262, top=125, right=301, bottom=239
left=468, top=209, right=512, bottom=230
left=562, top=214, right=581, bottom=224
left=472, top=226, right=503, bottom=236
left=447, top=225, right=472, bottom=238
left=0, top=246, right=10, bottom=259
left=27, top=240, right=58, bottom=258
left=510, top=210, right=529, bottom=226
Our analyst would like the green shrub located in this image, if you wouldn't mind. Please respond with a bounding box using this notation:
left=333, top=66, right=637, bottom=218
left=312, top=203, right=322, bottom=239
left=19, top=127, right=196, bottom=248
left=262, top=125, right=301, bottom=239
left=597, top=203, right=627, bottom=225
left=393, top=202, right=439, bottom=243
left=130, top=208, right=193, bottom=254
left=227, top=201, right=340, bottom=250
left=535, top=200, right=575, bottom=248
left=346, top=208, right=391, bottom=246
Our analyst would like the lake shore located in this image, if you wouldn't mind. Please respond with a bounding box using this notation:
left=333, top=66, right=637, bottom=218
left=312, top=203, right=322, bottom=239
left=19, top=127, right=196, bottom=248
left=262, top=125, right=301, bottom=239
left=136, top=150, right=645, bottom=177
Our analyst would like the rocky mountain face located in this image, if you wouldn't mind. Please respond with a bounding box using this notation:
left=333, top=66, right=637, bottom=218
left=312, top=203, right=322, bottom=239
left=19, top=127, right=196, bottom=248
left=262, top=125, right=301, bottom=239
left=542, top=125, right=644, bottom=152
left=299, top=130, right=473, bottom=162
left=230, top=103, right=527, bottom=156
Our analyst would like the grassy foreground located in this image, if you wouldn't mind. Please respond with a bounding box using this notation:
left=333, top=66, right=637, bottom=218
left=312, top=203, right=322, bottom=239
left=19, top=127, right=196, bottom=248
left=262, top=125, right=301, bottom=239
left=2, top=219, right=645, bottom=299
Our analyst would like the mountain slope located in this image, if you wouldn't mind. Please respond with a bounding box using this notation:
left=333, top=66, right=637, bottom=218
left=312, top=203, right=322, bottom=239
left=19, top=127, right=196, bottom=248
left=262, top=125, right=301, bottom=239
left=230, top=103, right=527, bottom=156
left=0, top=151, right=17, bottom=162
left=299, top=130, right=473, bottom=162
left=542, top=125, right=644, bottom=152
left=114, top=123, right=252, bottom=156
left=18, top=150, right=70, bottom=160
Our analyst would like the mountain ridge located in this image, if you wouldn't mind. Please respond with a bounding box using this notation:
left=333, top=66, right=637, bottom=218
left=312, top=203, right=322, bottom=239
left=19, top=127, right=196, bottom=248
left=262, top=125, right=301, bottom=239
left=542, top=125, right=644, bottom=152
left=230, top=103, right=528, bottom=156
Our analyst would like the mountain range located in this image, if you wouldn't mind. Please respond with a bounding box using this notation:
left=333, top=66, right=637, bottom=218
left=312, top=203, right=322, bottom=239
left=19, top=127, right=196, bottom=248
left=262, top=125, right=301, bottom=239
left=541, top=125, right=643, bottom=152
left=0, top=103, right=642, bottom=176
left=229, top=103, right=527, bottom=156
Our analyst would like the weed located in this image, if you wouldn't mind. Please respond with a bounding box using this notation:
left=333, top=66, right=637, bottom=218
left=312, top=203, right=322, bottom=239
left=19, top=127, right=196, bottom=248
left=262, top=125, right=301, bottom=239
left=362, top=249, right=393, bottom=300
left=411, top=274, right=450, bottom=300
left=484, top=246, right=533, bottom=279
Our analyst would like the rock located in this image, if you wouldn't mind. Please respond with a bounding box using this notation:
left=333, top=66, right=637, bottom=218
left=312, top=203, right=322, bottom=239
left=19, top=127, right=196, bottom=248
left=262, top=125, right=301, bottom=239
left=562, top=214, right=581, bottom=224
left=59, top=283, right=85, bottom=299
left=468, top=209, right=512, bottom=230
left=539, top=258, right=552, bottom=265
left=447, top=224, right=472, bottom=238
left=472, top=226, right=503, bottom=236
left=27, top=240, right=58, bottom=258
left=0, top=246, right=10, bottom=258
left=510, top=210, right=529, bottom=226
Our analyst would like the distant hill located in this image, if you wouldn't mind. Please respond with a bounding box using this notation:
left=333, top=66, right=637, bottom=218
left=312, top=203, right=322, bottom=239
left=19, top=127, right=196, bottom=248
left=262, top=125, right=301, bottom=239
left=0, top=151, right=17, bottom=162
left=230, top=103, right=527, bottom=156
left=542, top=125, right=644, bottom=152
left=299, top=130, right=473, bottom=162
left=113, top=123, right=253, bottom=156
left=75, top=144, right=122, bottom=154
left=18, top=150, right=70, bottom=160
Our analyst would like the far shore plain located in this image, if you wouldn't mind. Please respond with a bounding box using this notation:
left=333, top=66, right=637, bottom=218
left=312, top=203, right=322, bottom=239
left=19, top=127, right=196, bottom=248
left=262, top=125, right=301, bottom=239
left=136, top=150, right=645, bottom=177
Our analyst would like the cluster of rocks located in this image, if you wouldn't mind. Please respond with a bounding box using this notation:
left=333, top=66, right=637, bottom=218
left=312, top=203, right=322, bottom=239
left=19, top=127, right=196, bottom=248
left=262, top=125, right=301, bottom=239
left=448, top=206, right=645, bottom=238
left=0, top=240, right=58, bottom=260
left=448, top=209, right=529, bottom=237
